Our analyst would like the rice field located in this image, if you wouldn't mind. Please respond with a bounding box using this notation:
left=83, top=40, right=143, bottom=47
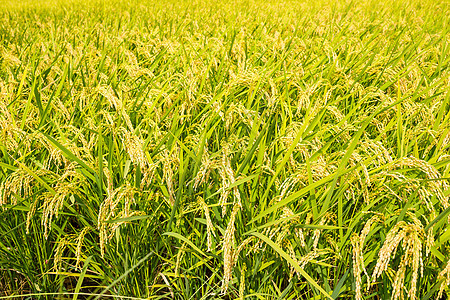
left=0, top=0, right=449, bottom=299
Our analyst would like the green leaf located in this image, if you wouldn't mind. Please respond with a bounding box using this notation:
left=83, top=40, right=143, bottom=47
left=251, top=232, right=332, bottom=300
left=163, top=232, right=207, bottom=257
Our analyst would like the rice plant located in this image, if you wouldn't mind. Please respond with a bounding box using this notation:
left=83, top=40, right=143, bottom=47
left=0, top=0, right=449, bottom=299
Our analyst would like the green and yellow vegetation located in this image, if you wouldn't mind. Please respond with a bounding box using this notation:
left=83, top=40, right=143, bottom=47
left=0, top=0, right=449, bottom=298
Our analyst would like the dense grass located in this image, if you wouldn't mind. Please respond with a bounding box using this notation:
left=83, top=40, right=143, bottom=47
left=0, top=0, right=449, bottom=299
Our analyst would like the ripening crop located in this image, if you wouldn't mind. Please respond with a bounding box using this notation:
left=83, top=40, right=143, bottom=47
left=0, top=0, right=449, bottom=299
